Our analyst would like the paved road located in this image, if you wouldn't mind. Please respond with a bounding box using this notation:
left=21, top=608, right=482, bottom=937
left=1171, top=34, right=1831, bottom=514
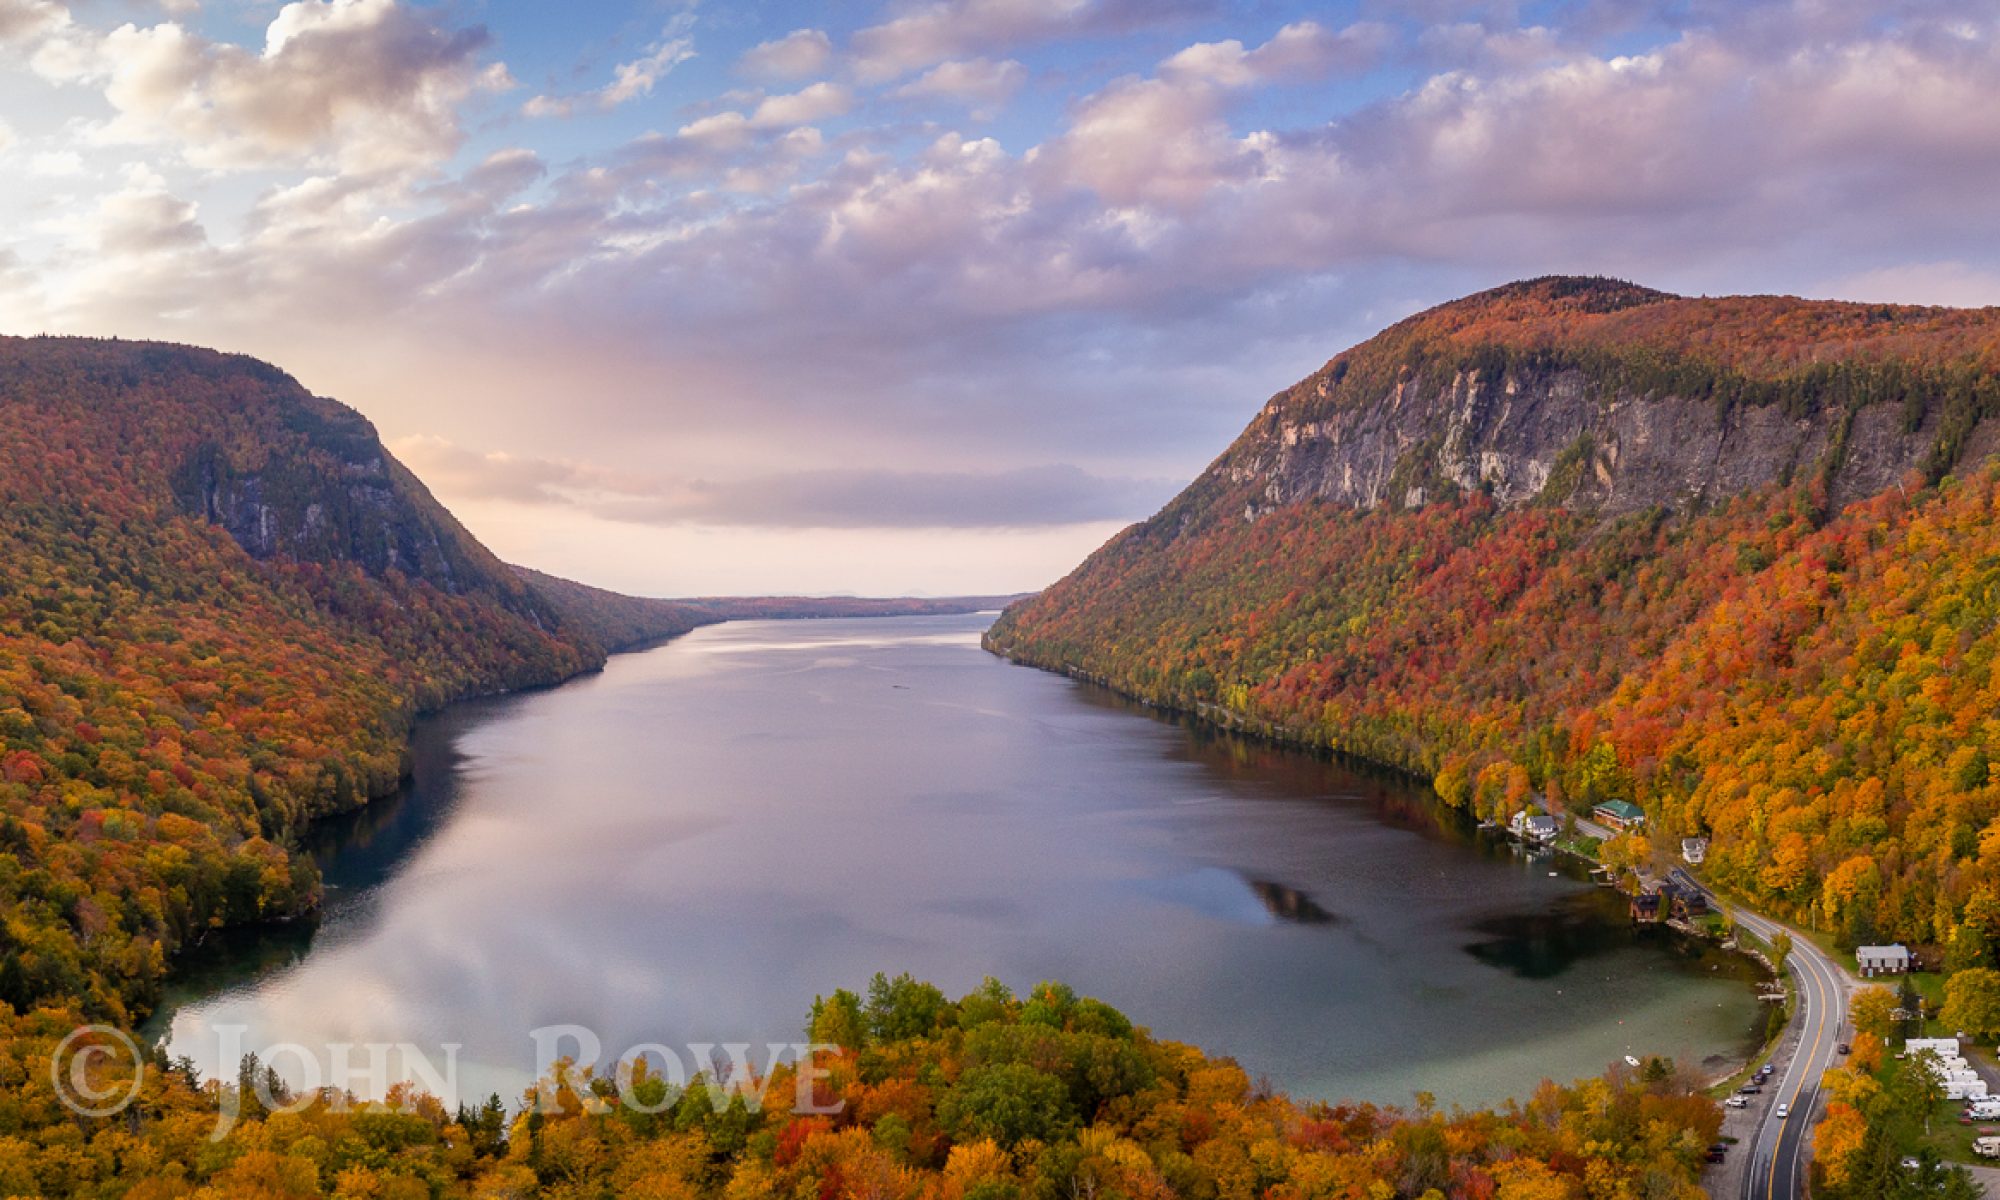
left=1669, top=868, right=1851, bottom=1200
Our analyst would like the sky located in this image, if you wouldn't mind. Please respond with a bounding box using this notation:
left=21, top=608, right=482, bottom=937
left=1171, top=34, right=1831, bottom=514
left=1, top=0, right=1998, bottom=596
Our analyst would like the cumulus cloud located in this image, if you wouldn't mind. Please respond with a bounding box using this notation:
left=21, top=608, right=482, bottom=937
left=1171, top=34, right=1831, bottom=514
left=1032, top=22, right=1388, bottom=210
left=35, top=0, right=506, bottom=173
left=736, top=28, right=831, bottom=80
left=0, top=0, right=65, bottom=47
left=392, top=436, right=1171, bottom=529
left=89, top=168, right=205, bottom=255
left=1035, top=74, right=1252, bottom=209
left=606, top=82, right=848, bottom=190
left=851, top=0, right=1205, bottom=82
left=893, top=58, right=1028, bottom=110
left=749, top=81, right=853, bottom=127
left=1160, top=21, right=1391, bottom=86
left=525, top=18, right=693, bottom=118
left=12, top=0, right=2000, bottom=567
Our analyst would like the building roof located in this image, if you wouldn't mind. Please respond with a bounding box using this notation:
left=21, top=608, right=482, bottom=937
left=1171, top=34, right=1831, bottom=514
left=1858, top=944, right=1911, bottom=960
left=1524, top=814, right=1559, bottom=830
left=1682, top=837, right=1708, bottom=849
left=1593, top=800, right=1645, bottom=821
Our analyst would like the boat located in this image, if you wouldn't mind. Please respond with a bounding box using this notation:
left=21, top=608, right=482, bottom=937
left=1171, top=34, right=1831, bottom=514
left=1624, top=1055, right=1641, bottom=1067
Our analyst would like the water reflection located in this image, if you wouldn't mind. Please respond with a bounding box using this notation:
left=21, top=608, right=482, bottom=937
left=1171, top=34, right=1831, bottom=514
left=152, top=613, right=1763, bottom=1108
left=1245, top=879, right=1338, bottom=925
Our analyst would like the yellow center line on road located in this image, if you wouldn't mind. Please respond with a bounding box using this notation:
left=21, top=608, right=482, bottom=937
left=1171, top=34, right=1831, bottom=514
left=1766, top=935, right=1831, bottom=1200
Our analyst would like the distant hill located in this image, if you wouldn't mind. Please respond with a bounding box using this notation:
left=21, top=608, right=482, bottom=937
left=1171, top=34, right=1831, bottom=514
left=990, top=277, right=2000, bottom=948
left=512, top=566, right=715, bottom=651
left=677, top=594, right=1030, bottom=620
left=0, top=336, right=692, bottom=1017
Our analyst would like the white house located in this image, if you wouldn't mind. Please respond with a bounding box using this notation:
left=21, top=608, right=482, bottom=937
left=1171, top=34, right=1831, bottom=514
left=1681, top=837, right=1708, bottom=865
left=1510, top=810, right=1560, bottom=844
left=1858, top=944, right=1912, bottom=977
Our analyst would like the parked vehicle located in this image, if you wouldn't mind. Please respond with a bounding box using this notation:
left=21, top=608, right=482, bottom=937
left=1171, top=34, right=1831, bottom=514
left=1975, top=1136, right=2000, bottom=1159
left=1739, top=1085, right=1762, bottom=1094
left=1724, top=1097, right=1749, bottom=1109
left=1838, top=1043, right=1851, bottom=1055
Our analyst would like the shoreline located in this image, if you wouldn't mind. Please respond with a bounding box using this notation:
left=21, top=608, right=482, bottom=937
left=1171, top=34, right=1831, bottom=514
left=156, top=615, right=1778, bottom=1114
left=984, top=634, right=1793, bottom=1092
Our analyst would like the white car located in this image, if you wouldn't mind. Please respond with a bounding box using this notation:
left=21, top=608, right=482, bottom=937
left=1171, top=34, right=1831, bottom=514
left=1724, top=1096, right=1749, bottom=1109
left=1775, top=1103, right=1790, bottom=1120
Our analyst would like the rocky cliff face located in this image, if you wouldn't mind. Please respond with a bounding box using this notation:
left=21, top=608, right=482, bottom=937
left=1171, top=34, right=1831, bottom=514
left=166, top=376, right=563, bottom=628
left=1224, top=365, right=2000, bottom=521
left=984, top=280, right=2000, bottom=948
left=1177, top=277, right=2000, bottom=532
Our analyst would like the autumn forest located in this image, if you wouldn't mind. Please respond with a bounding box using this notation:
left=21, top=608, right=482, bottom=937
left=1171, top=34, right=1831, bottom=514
left=7, top=277, right=2000, bottom=1198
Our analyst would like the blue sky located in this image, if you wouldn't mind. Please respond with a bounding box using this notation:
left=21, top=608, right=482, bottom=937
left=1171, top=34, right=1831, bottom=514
left=1, top=0, right=1996, bottom=593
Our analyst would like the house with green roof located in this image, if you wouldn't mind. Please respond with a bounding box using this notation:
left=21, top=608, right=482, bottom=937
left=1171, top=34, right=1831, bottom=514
left=1592, top=800, right=1646, bottom=831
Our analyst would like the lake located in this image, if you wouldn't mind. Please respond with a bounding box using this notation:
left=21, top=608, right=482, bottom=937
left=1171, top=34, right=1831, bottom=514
left=152, top=613, right=1763, bottom=1109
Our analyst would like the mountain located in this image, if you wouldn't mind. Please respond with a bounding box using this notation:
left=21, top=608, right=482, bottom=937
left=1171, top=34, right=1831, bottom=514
left=989, top=277, right=2000, bottom=947
left=675, top=593, right=1031, bottom=620
left=0, top=328, right=1722, bottom=1200
left=0, top=335, right=694, bottom=1018
left=512, top=566, right=715, bottom=651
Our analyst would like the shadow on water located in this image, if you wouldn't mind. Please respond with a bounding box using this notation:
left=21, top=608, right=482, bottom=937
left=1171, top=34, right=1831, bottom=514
left=149, top=618, right=1771, bottom=1100
left=1464, top=892, right=1653, bottom=980
left=1065, top=677, right=1568, bottom=866
left=1244, top=878, right=1339, bottom=924
left=141, top=697, right=507, bottom=1042
left=1070, top=674, right=1765, bottom=1003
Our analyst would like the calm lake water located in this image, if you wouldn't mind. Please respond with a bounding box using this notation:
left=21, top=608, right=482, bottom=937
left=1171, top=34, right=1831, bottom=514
left=152, top=613, right=1762, bottom=1108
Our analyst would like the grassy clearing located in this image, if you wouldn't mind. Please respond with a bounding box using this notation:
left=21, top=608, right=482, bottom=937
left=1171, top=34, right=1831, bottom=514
left=1554, top=833, right=1603, bottom=859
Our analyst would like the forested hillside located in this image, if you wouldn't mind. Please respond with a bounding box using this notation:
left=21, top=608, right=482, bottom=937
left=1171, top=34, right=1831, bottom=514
left=0, top=975, right=1721, bottom=1198
left=513, top=567, right=716, bottom=651
left=677, top=594, right=1029, bottom=620
left=0, top=336, right=695, bottom=1022
left=990, top=278, right=2000, bottom=949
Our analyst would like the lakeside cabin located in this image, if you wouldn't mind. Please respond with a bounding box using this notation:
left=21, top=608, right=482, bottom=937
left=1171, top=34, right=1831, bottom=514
left=1510, top=810, right=1560, bottom=845
left=1593, top=800, right=1646, bottom=831
left=1857, top=944, right=1912, bottom=977
left=1681, top=837, right=1708, bottom=864
left=1660, top=882, right=1708, bottom=920
left=1632, top=881, right=1709, bottom=923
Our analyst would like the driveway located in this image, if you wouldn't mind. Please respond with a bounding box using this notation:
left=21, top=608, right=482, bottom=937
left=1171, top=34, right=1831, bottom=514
left=1963, top=1163, right=2000, bottom=1197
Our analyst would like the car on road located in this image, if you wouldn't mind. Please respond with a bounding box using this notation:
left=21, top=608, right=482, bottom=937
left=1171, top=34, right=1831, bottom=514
left=1776, top=1103, right=1790, bottom=1120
